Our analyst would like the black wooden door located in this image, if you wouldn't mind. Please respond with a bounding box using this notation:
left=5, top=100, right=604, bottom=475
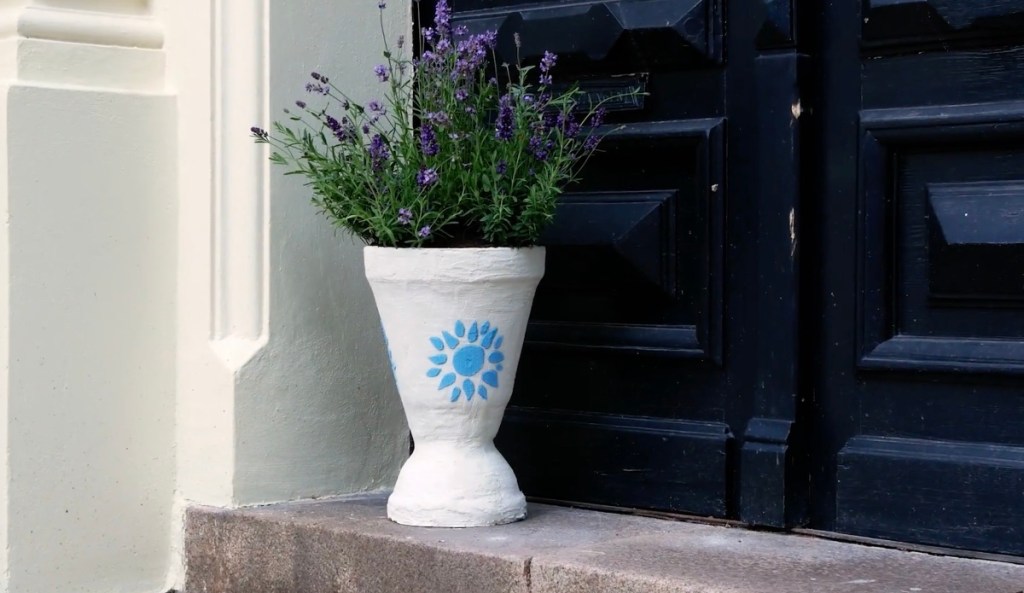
left=434, top=0, right=805, bottom=525
left=427, top=0, right=1024, bottom=557
left=806, top=1, right=1024, bottom=556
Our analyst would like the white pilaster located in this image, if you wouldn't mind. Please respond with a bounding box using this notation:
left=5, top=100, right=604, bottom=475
left=0, top=1, right=175, bottom=592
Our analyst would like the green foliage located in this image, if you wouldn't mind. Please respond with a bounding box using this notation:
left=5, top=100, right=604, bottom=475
left=252, top=3, right=636, bottom=248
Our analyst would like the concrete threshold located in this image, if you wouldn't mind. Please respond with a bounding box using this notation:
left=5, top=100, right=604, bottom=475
left=185, top=493, right=1024, bottom=593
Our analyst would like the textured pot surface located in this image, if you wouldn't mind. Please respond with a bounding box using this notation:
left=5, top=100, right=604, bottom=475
left=364, top=247, right=545, bottom=527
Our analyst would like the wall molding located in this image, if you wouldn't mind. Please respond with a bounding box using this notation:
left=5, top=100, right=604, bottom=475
left=209, top=0, right=269, bottom=359
left=15, top=5, right=162, bottom=48
left=0, top=4, right=165, bottom=91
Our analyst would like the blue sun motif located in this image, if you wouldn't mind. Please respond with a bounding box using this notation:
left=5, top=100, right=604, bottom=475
left=426, top=320, right=505, bottom=402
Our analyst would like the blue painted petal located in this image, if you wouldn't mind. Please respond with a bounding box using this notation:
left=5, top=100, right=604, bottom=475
left=468, top=322, right=479, bottom=343
left=478, top=386, right=488, bottom=400
left=463, top=379, right=475, bottom=399
left=488, top=351, right=505, bottom=364
left=438, top=372, right=456, bottom=390
left=482, top=370, right=499, bottom=388
left=451, top=387, right=461, bottom=402
left=443, top=331, right=459, bottom=349
left=430, top=336, right=444, bottom=351
left=480, top=322, right=490, bottom=336
left=426, top=368, right=441, bottom=378
left=454, top=320, right=465, bottom=337
left=496, top=365, right=504, bottom=371
left=494, top=336, right=504, bottom=350
left=429, top=354, right=448, bottom=365
left=481, top=329, right=497, bottom=348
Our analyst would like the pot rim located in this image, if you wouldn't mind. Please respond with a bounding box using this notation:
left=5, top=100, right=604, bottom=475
left=363, top=245, right=545, bottom=282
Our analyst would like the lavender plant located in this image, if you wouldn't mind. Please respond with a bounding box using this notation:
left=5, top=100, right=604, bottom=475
left=251, top=0, right=629, bottom=248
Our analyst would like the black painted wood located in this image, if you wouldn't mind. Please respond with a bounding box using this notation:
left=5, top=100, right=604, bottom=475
left=863, top=0, right=1024, bottom=50
left=807, top=0, right=1024, bottom=556
left=497, top=408, right=732, bottom=515
left=424, top=0, right=782, bottom=521
left=837, top=436, right=1024, bottom=556
left=418, top=0, right=1024, bottom=556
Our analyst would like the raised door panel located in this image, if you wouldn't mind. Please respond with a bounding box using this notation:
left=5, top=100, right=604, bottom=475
left=813, top=0, right=1024, bottom=555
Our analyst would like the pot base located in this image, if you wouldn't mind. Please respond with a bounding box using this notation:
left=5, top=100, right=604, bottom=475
left=386, top=441, right=527, bottom=527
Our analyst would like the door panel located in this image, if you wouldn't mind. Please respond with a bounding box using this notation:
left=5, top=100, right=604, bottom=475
left=810, top=0, right=1024, bottom=555
left=862, top=0, right=1024, bottom=48
left=426, top=0, right=803, bottom=520
left=419, top=0, right=1024, bottom=556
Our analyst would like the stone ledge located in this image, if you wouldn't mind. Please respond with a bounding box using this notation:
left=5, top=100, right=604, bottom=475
left=185, top=493, right=1024, bottom=593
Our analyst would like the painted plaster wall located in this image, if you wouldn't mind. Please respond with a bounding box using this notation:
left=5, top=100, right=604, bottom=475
left=0, top=1, right=409, bottom=590
left=166, top=0, right=410, bottom=584
left=231, top=0, right=410, bottom=506
left=0, top=3, right=176, bottom=591
left=168, top=0, right=408, bottom=501
left=1, top=73, right=177, bottom=593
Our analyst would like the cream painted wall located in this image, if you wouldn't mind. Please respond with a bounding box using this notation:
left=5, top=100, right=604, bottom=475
left=0, top=3, right=178, bottom=589
left=165, top=0, right=410, bottom=586
left=0, top=1, right=409, bottom=590
left=232, top=0, right=410, bottom=506
left=4, top=85, right=177, bottom=593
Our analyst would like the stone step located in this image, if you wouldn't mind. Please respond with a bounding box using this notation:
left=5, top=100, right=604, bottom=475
left=185, top=493, right=1024, bottom=593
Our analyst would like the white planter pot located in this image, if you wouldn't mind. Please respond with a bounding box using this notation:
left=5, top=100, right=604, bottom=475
left=364, top=246, right=545, bottom=527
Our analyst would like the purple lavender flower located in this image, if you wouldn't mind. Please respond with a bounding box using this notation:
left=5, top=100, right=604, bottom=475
left=453, top=31, right=496, bottom=79
left=342, top=100, right=350, bottom=110
left=397, top=208, right=412, bottom=225
left=496, top=160, right=508, bottom=176
left=427, top=111, right=449, bottom=127
left=369, top=134, right=390, bottom=170
left=543, top=109, right=559, bottom=131
left=495, top=94, right=514, bottom=141
left=362, top=123, right=371, bottom=134
left=250, top=126, right=268, bottom=139
left=418, top=225, right=432, bottom=238
left=454, top=25, right=469, bottom=36
left=540, top=51, right=557, bottom=73
left=397, top=35, right=406, bottom=49
left=590, top=107, right=607, bottom=128
left=368, top=100, right=385, bottom=113
left=416, top=167, right=439, bottom=188
left=558, top=111, right=581, bottom=138
left=529, top=136, right=553, bottom=161
left=295, top=100, right=307, bottom=109
left=311, top=72, right=322, bottom=81
left=455, top=88, right=469, bottom=101
left=305, top=82, right=327, bottom=94
left=422, top=28, right=436, bottom=44
left=325, top=115, right=352, bottom=142
left=434, top=0, right=452, bottom=38
left=538, top=55, right=554, bottom=84
left=420, top=124, right=439, bottom=156
left=374, top=64, right=389, bottom=82
left=378, top=1, right=386, bottom=8
left=584, top=135, right=600, bottom=151
left=465, top=106, right=476, bottom=115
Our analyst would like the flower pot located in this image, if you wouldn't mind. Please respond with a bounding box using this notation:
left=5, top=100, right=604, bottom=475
left=364, top=246, right=545, bottom=527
